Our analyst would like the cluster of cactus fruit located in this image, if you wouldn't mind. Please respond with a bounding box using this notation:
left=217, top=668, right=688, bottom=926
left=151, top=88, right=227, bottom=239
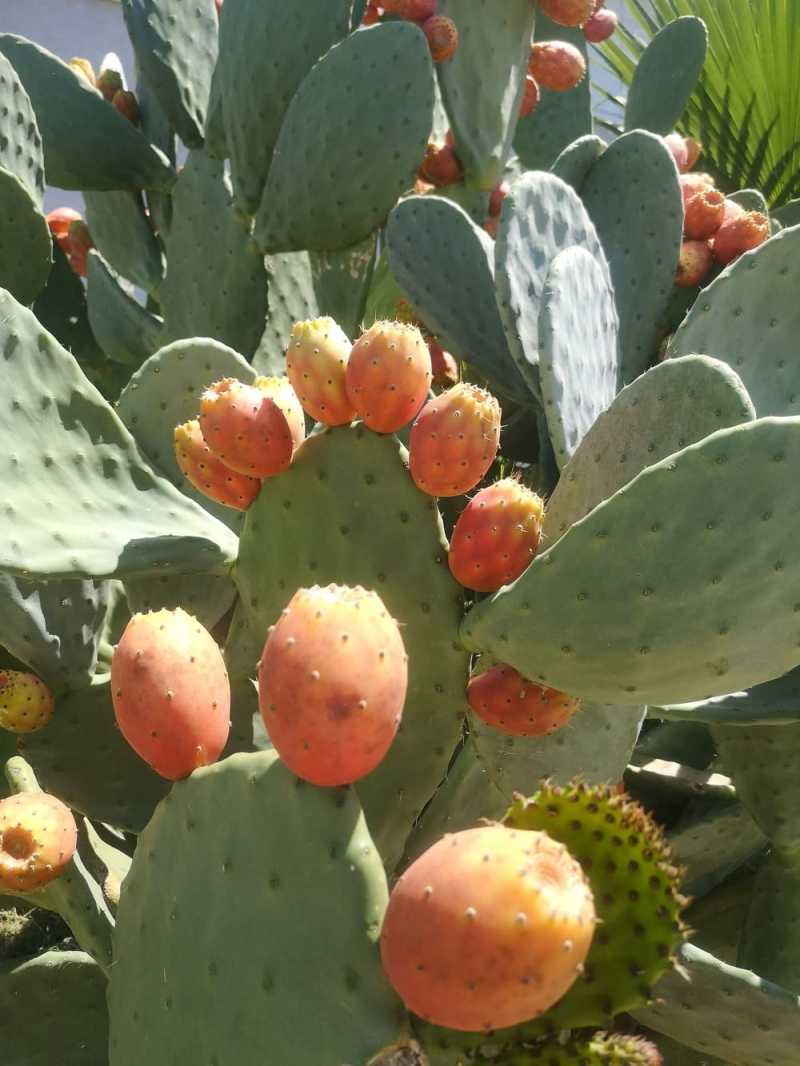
left=1, top=1, right=800, bottom=1064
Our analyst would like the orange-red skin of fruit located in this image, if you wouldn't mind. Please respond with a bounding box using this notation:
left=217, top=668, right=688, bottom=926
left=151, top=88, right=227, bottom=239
left=712, top=211, right=770, bottom=266
left=679, top=172, right=715, bottom=208
left=519, top=75, right=540, bottom=118
left=346, top=322, right=432, bottom=433
left=427, top=339, right=459, bottom=388
left=379, top=824, right=596, bottom=1031
left=174, top=419, right=261, bottom=511
left=361, top=1, right=382, bottom=23
left=0, top=792, right=78, bottom=893
left=383, top=0, right=436, bottom=16
left=488, top=181, right=509, bottom=219
left=583, top=6, right=618, bottom=42
left=423, top=14, right=459, bottom=62
left=258, top=585, right=408, bottom=787
left=418, top=143, right=463, bottom=187
left=539, top=0, right=595, bottom=27
left=286, top=317, right=357, bottom=427
left=46, top=207, right=82, bottom=247
left=448, top=479, right=544, bottom=592
left=683, top=188, right=726, bottom=239
left=675, top=240, right=713, bottom=287
left=409, top=383, right=501, bottom=498
left=0, top=671, right=54, bottom=733
left=467, top=664, right=580, bottom=737
left=483, top=217, right=498, bottom=239
left=529, top=41, right=586, bottom=92
left=199, top=378, right=294, bottom=478
left=254, top=376, right=305, bottom=454
left=663, top=132, right=689, bottom=172
left=111, top=608, right=230, bottom=781
left=684, top=137, right=702, bottom=169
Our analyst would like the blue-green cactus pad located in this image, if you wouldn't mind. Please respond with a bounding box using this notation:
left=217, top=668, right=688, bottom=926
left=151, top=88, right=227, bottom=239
left=624, top=16, right=708, bottom=135
left=462, top=417, right=800, bottom=706
left=121, top=0, right=218, bottom=149
left=124, top=571, right=236, bottom=634
left=667, top=795, right=766, bottom=898
left=728, top=188, right=769, bottom=215
left=538, top=245, right=619, bottom=468
left=84, top=190, right=165, bottom=294
left=656, top=665, right=800, bottom=726
left=435, top=0, right=535, bottom=189
left=550, top=134, right=605, bottom=193
left=738, top=852, right=800, bottom=991
left=310, top=232, right=377, bottom=339
left=0, top=35, right=174, bottom=191
left=254, top=252, right=319, bottom=375
left=255, top=23, right=434, bottom=253
left=582, top=130, right=683, bottom=384
left=387, top=195, right=527, bottom=401
left=87, top=251, right=163, bottom=367
left=108, top=751, right=403, bottom=1065
left=0, top=167, right=51, bottom=304
left=543, top=355, right=755, bottom=544
left=0, top=51, right=44, bottom=205
left=668, top=226, right=800, bottom=417
left=160, top=151, right=268, bottom=359
left=0, top=288, right=237, bottom=579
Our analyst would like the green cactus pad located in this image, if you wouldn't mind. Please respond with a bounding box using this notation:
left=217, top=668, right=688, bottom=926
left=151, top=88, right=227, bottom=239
left=124, top=571, right=236, bottom=633
left=108, top=751, right=404, bottom=1065
left=217, top=0, right=351, bottom=214
left=435, top=0, right=535, bottom=189
left=491, top=1033, right=665, bottom=1065
left=121, top=0, right=218, bottom=149
left=624, top=17, right=708, bottom=135
left=84, top=190, right=165, bottom=294
left=0, top=951, right=109, bottom=1066
left=87, top=251, right=163, bottom=367
left=203, top=58, right=226, bottom=160
left=738, top=852, right=800, bottom=991
left=0, top=289, right=237, bottom=579
left=635, top=942, right=800, bottom=1066
left=0, top=167, right=52, bottom=305
left=773, top=200, right=800, bottom=228
left=255, top=23, right=434, bottom=253
left=0, top=573, right=109, bottom=691
left=18, top=677, right=169, bottom=832
left=494, top=171, right=609, bottom=397
left=582, top=131, right=683, bottom=385
left=668, top=226, right=800, bottom=417
left=538, top=246, right=619, bottom=468
left=543, top=356, right=755, bottom=545
left=160, top=151, right=268, bottom=359
left=667, top=795, right=766, bottom=898
left=656, top=665, right=800, bottom=726
left=462, top=417, right=800, bottom=707
left=386, top=196, right=528, bottom=401
left=227, top=425, right=468, bottom=870
left=727, top=188, right=769, bottom=215
left=310, top=231, right=377, bottom=339
left=551, top=134, right=606, bottom=193
left=0, top=51, right=44, bottom=205
left=0, top=35, right=174, bottom=191
left=514, top=18, right=591, bottom=172
left=254, top=252, right=319, bottom=375
left=364, top=249, right=410, bottom=329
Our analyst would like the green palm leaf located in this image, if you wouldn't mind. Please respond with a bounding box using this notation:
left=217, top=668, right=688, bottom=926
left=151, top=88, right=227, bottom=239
left=597, top=0, right=800, bottom=206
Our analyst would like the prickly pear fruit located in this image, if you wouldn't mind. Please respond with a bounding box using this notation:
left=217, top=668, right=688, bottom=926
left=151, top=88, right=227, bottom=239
left=0, top=791, right=78, bottom=893
left=679, top=172, right=715, bottom=207
left=174, top=419, right=261, bottom=511
left=96, top=65, right=124, bottom=102
left=483, top=217, right=498, bottom=239
left=258, top=585, right=408, bottom=787
left=582, top=6, right=618, bottom=42
left=684, top=137, right=702, bottom=169
left=663, top=132, right=689, bottom=172
left=488, top=181, right=509, bottom=219
left=409, top=383, right=501, bottom=497
left=383, top=0, right=436, bottom=17
left=427, top=339, right=459, bottom=388
left=68, top=57, right=96, bottom=87
left=520, top=75, right=540, bottom=118
left=418, top=143, right=463, bottom=187
left=67, top=220, right=93, bottom=277
left=448, top=478, right=544, bottom=592
left=112, top=89, right=141, bottom=126
left=379, top=824, right=596, bottom=1030
left=254, top=375, right=305, bottom=453
left=529, top=41, right=586, bottom=92
left=0, top=671, right=54, bottom=734
left=712, top=210, right=770, bottom=265
left=467, top=664, right=580, bottom=737
left=675, top=240, right=713, bottom=288
left=683, top=187, right=725, bottom=239
left=539, top=0, right=594, bottom=27
left=199, top=378, right=295, bottom=478
left=422, top=14, right=459, bottom=62
left=361, top=2, right=381, bottom=24
left=346, top=321, right=432, bottom=433
left=286, top=317, right=356, bottom=427
left=111, top=608, right=230, bottom=781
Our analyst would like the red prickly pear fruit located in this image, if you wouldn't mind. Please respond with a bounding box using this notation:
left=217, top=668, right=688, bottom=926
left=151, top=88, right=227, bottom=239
left=382, top=0, right=436, bottom=17
left=467, top=664, right=580, bottom=737
left=174, top=419, right=261, bottom=511
left=519, top=75, right=540, bottom=118
left=675, top=240, right=713, bottom=288
left=529, top=42, right=586, bottom=93
left=684, top=137, right=702, bottom=169
left=583, top=6, right=618, bottom=42
left=258, top=585, right=408, bottom=787
left=198, top=378, right=295, bottom=478
left=96, top=66, right=124, bottom=101
left=111, top=608, right=231, bottom=781
left=0, top=791, right=78, bottom=893
left=683, top=188, right=726, bottom=239
left=539, top=0, right=595, bottom=27
left=346, top=321, right=432, bottom=433
left=68, top=57, right=96, bottom=87
left=46, top=207, right=83, bottom=247
left=427, top=339, right=459, bottom=388
left=712, top=210, right=770, bottom=266
left=254, top=375, right=305, bottom=454
left=66, top=220, right=93, bottom=277
left=483, top=217, right=498, bottom=239
left=418, top=143, right=463, bottom=187
left=286, top=317, right=356, bottom=426
left=448, top=478, right=544, bottom=592
left=112, top=89, right=141, bottom=126
left=379, top=824, right=596, bottom=1031
left=445, top=129, right=455, bottom=148
left=414, top=177, right=435, bottom=195
left=409, top=383, right=501, bottom=498
left=679, top=172, right=715, bottom=208
left=488, top=181, right=509, bottom=219
left=663, top=132, right=689, bottom=172
left=721, top=198, right=745, bottom=225
left=422, top=15, right=459, bottom=62
left=0, top=671, right=54, bottom=734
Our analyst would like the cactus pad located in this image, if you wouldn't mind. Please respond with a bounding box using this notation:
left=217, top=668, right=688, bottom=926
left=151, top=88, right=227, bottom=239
left=656, top=665, right=800, bottom=726
left=84, top=190, right=165, bottom=294
left=0, top=168, right=51, bottom=305
left=310, top=232, right=377, bottom=340
left=254, top=252, right=319, bottom=375
left=551, top=134, right=605, bottom=193
left=0, top=51, right=44, bottom=205
left=86, top=251, right=163, bottom=367
left=624, top=16, right=708, bottom=135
